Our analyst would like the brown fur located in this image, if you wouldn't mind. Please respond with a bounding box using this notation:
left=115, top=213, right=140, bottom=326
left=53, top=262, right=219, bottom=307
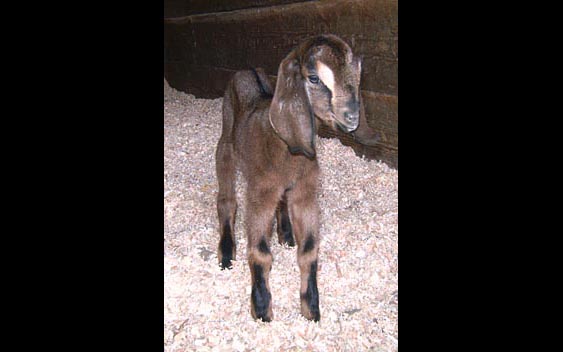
left=215, top=34, right=362, bottom=322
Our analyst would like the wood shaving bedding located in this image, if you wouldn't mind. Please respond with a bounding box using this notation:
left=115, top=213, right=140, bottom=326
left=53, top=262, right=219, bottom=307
left=164, top=79, right=398, bottom=351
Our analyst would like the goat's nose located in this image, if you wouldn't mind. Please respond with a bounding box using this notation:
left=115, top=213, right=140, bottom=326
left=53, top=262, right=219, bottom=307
left=344, top=111, right=359, bottom=122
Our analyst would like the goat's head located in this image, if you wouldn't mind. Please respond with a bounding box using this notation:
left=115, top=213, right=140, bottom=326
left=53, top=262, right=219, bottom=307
left=269, top=34, right=362, bottom=159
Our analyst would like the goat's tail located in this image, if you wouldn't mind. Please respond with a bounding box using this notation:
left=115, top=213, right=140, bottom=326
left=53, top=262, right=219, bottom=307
left=221, top=68, right=274, bottom=141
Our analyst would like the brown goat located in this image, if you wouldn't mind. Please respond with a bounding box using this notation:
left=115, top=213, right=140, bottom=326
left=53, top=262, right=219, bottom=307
left=215, top=34, right=362, bottom=322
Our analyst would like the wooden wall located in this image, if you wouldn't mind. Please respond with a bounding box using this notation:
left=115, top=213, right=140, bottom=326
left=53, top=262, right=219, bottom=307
left=164, top=0, right=398, bottom=168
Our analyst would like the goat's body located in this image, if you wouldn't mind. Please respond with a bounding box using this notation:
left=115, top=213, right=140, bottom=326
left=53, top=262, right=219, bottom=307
left=226, top=71, right=319, bottom=184
left=215, top=34, right=362, bottom=323
left=236, top=104, right=317, bottom=190
left=216, top=69, right=320, bottom=322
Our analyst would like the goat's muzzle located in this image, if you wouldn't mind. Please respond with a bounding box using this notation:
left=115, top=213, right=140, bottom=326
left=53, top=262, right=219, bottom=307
left=335, top=110, right=359, bottom=133
left=344, top=111, right=360, bottom=130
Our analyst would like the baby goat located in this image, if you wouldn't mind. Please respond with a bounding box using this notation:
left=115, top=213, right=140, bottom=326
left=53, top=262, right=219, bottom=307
left=215, top=34, right=362, bottom=322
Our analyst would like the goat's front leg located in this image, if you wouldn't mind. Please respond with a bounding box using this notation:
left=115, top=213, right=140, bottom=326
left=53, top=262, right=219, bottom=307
left=246, top=184, right=281, bottom=322
left=287, top=179, right=321, bottom=322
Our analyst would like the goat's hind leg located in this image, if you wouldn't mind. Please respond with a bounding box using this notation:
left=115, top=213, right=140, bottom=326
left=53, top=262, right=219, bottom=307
left=216, top=140, right=237, bottom=269
left=216, top=79, right=239, bottom=270
left=276, top=192, right=295, bottom=247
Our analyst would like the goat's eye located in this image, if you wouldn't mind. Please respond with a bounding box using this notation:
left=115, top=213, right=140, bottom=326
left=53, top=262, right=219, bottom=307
left=308, top=75, right=320, bottom=84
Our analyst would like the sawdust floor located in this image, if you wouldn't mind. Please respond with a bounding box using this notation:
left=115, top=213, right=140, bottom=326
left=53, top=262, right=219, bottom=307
left=164, top=80, right=398, bottom=351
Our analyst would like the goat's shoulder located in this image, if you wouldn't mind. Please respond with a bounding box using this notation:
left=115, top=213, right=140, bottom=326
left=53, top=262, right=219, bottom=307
left=235, top=104, right=281, bottom=158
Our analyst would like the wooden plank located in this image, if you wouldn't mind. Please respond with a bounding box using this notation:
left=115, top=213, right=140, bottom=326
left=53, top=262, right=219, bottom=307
left=163, top=22, right=193, bottom=63
left=362, top=91, right=398, bottom=147
left=185, top=66, right=238, bottom=98
left=165, top=0, right=397, bottom=95
left=164, top=61, right=192, bottom=93
left=164, top=0, right=314, bottom=18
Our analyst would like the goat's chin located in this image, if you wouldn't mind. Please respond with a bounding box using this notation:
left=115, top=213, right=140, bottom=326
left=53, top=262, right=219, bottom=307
left=336, top=121, right=358, bottom=133
left=326, top=118, right=358, bottom=134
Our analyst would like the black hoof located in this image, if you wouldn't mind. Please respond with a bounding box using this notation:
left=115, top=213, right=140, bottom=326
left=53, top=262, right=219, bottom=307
left=283, top=230, right=295, bottom=247
left=220, top=256, right=233, bottom=270
left=219, top=223, right=234, bottom=270
left=278, top=209, right=295, bottom=247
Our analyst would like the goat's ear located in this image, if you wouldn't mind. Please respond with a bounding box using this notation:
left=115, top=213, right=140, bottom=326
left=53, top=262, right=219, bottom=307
left=269, top=57, right=316, bottom=159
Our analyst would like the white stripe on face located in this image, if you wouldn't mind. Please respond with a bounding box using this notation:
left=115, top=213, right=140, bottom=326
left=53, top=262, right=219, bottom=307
left=316, top=61, right=335, bottom=94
